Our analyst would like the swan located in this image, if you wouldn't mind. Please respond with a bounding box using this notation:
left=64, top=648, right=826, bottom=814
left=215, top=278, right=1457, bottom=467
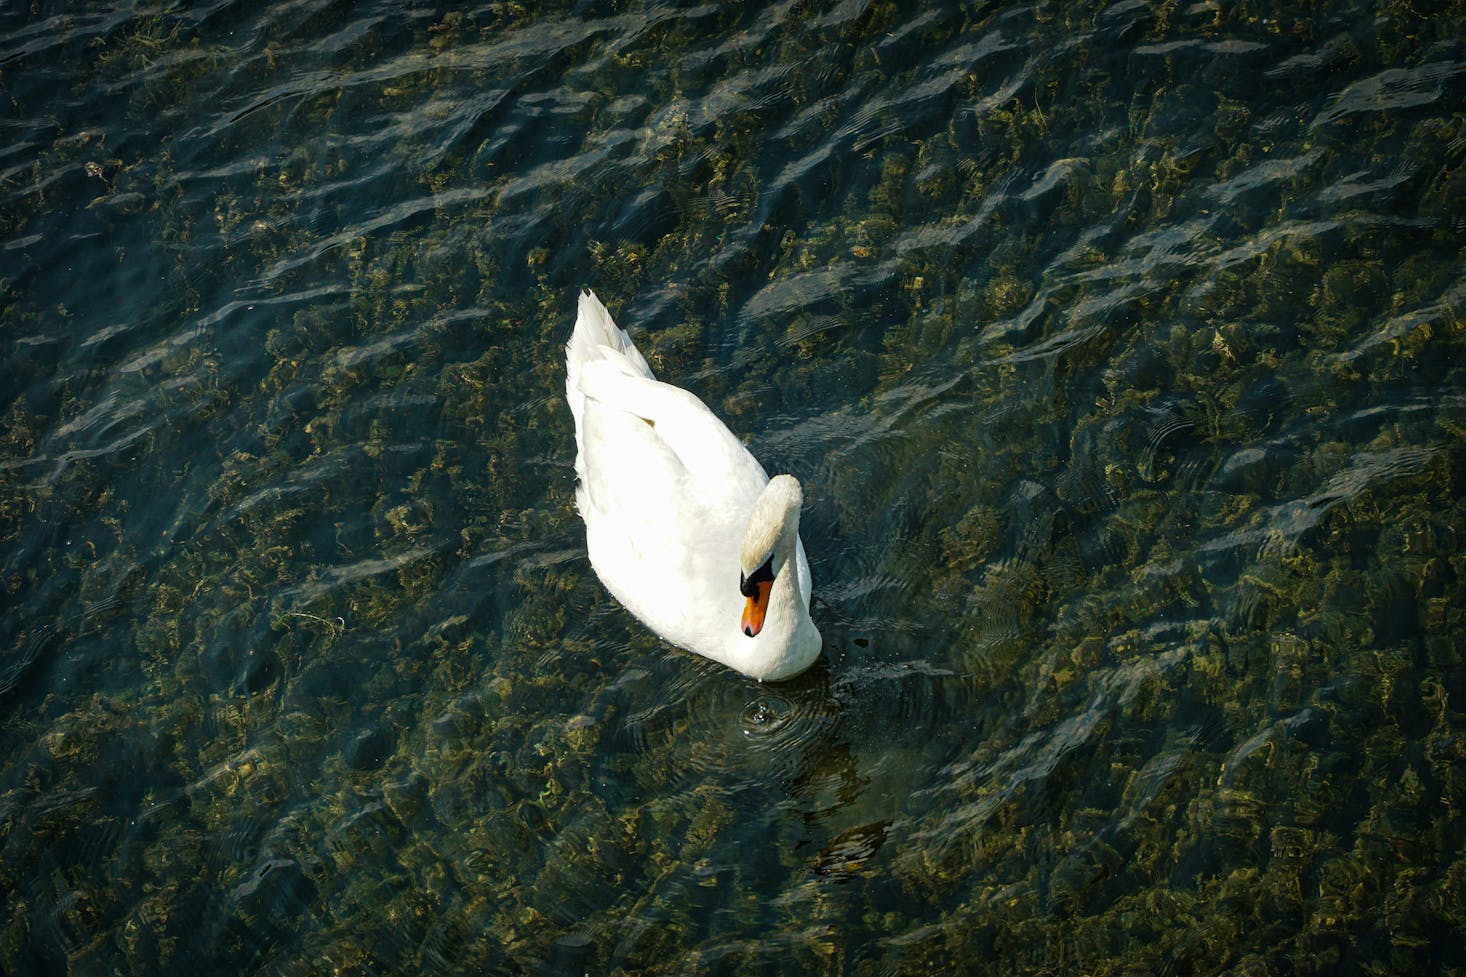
left=565, top=289, right=821, bottom=682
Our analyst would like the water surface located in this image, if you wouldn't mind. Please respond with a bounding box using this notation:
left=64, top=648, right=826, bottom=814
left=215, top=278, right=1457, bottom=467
left=3, top=1, right=1465, bottom=974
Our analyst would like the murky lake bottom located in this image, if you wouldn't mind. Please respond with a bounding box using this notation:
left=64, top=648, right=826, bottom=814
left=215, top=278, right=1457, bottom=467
left=3, top=1, right=1465, bottom=974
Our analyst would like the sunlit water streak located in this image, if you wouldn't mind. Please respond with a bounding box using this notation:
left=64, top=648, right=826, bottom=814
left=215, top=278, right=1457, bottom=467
left=2, top=0, right=1465, bottom=974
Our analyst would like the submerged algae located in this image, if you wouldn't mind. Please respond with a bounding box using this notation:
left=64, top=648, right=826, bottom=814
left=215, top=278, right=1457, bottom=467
left=2, top=0, right=1466, bottom=974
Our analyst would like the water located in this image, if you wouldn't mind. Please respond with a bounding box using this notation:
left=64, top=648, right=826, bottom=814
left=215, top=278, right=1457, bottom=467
left=3, top=0, right=1464, bottom=973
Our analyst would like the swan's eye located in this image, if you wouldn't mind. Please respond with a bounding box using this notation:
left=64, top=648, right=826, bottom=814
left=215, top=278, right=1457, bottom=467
left=739, top=555, right=775, bottom=597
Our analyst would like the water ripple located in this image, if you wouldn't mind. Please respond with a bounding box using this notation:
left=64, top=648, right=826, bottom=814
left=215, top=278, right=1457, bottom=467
left=1313, top=60, right=1462, bottom=128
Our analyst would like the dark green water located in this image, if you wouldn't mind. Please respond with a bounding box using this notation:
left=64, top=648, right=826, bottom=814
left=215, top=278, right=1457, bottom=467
left=3, top=1, right=1465, bottom=974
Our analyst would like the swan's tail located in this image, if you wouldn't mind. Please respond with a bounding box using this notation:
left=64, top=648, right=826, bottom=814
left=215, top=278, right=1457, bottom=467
left=566, top=289, right=654, bottom=382
left=566, top=291, right=656, bottom=495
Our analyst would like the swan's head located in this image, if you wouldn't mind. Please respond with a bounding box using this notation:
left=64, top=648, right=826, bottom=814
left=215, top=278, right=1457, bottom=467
left=738, top=475, right=803, bottom=639
left=731, top=474, right=822, bottom=681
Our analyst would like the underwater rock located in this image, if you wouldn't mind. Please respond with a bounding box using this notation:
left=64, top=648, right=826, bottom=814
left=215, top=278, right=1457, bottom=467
left=342, top=725, right=393, bottom=771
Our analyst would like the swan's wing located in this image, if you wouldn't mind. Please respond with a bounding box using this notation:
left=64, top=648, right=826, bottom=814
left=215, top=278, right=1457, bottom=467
left=575, top=353, right=767, bottom=511
left=577, top=385, right=694, bottom=551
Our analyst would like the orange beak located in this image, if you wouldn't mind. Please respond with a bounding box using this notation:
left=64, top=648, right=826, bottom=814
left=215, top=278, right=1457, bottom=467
left=741, top=579, right=772, bottom=637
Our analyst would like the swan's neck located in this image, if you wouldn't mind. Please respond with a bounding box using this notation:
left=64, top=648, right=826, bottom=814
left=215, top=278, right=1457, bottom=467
left=767, top=539, right=802, bottom=621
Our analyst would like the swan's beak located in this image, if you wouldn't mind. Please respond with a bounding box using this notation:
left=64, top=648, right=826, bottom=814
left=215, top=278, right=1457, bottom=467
left=741, top=580, right=772, bottom=637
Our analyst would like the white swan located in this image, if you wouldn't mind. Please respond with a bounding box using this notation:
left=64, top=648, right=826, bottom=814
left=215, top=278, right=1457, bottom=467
left=565, top=289, right=821, bottom=682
